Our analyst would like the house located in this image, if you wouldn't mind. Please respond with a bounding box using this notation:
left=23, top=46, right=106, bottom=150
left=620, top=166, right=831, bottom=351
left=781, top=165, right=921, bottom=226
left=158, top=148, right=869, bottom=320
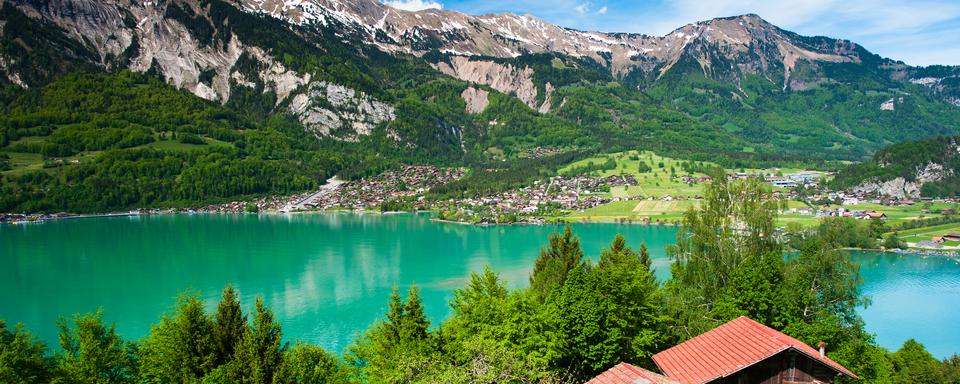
left=652, top=317, right=857, bottom=384
left=587, top=317, right=858, bottom=384
left=587, top=362, right=681, bottom=384
left=943, top=233, right=960, bottom=242
left=765, top=177, right=798, bottom=188
left=858, top=211, right=887, bottom=220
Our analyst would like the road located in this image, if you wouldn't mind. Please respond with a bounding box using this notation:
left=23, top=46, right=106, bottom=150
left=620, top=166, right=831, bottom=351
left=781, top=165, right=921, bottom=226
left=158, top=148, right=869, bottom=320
left=280, top=176, right=346, bottom=212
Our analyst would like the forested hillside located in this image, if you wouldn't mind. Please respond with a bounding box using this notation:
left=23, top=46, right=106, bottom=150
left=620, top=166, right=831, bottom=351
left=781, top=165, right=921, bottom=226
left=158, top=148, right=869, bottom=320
left=2, top=0, right=960, bottom=212
left=831, top=136, right=960, bottom=197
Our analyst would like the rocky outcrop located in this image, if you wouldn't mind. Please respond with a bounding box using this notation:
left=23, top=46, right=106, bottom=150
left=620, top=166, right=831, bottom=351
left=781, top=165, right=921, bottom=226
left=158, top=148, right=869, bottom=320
left=435, top=56, right=538, bottom=109
left=538, top=82, right=554, bottom=113
left=288, top=81, right=395, bottom=140
left=853, top=162, right=953, bottom=198
left=853, top=177, right=922, bottom=199
left=3, top=0, right=395, bottom=141
left=460, top=86, right=489, bottom=114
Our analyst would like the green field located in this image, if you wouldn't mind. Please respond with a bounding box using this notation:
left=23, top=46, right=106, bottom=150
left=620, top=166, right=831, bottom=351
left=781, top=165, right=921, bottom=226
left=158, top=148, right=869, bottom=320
left=2, top=135, right=233, bottom=176
left=566, top=199, right=698, bottom=222
left=140, top=136, right=232, bottom=151
left=559, top=151, right=715, bottom=198
left=559, top=150, right=812, bottom=199
left=821, top=202, right=955, bottom=226
left=895, top=222, right=960, bottom=243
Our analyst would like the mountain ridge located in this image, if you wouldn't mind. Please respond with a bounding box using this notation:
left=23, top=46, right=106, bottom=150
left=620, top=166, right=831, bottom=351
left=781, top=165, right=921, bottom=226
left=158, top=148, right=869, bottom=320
left=1, top=0, right=959, bottom=159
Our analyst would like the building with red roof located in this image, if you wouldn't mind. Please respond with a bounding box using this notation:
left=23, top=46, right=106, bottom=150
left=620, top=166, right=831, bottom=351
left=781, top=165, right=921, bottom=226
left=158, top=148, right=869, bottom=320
left=587, top=317, right=858, bottom=384
left=651, top=316, right=858, bottom=384
left=587, top=362, right=681, bottom=384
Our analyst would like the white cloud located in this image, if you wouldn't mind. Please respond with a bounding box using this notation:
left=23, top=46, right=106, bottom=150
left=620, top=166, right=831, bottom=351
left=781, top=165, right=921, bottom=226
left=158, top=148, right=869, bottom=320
left=605, top=0, right=960, bottom=65
left=383, top=0, right=443, bottom=11
left=596, top=6, right=608, bottom=15
left=574, top=3, right=589, bottom=14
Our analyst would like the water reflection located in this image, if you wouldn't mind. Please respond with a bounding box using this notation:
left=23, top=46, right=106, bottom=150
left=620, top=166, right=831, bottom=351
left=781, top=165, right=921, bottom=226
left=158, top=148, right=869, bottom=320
left=2, top=214, right=957, bottom=357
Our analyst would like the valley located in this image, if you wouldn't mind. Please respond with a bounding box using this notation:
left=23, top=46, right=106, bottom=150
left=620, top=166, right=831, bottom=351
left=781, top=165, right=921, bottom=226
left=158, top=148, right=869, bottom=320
left=2, top=0, right=960, bottom=382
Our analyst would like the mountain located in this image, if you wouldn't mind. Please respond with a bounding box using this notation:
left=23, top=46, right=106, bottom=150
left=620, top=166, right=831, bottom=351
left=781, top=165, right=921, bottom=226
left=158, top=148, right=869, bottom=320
left=2, top=0, right=960, bottom=211
left=832, top=136, right=960, bottom=198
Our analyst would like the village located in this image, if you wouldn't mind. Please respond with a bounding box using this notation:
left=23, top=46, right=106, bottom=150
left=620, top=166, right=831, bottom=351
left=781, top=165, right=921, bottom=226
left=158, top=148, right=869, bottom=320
left=4, top=160, right=959, bottom=238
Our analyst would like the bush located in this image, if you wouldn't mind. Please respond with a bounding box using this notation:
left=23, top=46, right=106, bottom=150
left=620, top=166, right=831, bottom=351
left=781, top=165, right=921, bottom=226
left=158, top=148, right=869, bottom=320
left=178, top=133, right=206, bottom=145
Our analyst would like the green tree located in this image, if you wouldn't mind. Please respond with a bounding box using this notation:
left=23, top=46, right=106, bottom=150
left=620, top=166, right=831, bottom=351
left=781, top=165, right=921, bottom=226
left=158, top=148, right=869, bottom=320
left=529, top=225, right=585, bottom=302
left=884, top=233, right=905, bottom=249
left=401, top=286, right=430, bottom=343
left=137, top=293, right=217, bottom=382
left=274, top=342, right=347, bottom=383
left=593, top=235, right=667, bottom=363
left=664, top=176, right=781, bottom=338
left=213, top=285, right=246, bottom=365
left=891, top=339, right=946, bottom=384
left=228, top=297, right=286, bottom=384
left=446, top=266, right=509, bottom=343
left=544, top=266, right=615, bottom=378
left=0, top=320, right=54, bottom=384
left=54, top=310, right=135, bottom=383
left=346, top=285, right=435, bottom=383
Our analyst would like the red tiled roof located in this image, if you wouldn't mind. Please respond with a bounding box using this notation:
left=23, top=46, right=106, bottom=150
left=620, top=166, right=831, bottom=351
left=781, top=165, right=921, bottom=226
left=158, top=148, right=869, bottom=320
left=587, top=362, right=682, bottom=384
left=652, top=317, right=858, bottom=384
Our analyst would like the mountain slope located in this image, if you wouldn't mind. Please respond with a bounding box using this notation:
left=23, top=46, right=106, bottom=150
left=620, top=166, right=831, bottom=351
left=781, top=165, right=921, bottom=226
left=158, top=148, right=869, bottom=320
left=2, top=0, right=957, bottom=154
left=2, top=0, right=960, bottom=212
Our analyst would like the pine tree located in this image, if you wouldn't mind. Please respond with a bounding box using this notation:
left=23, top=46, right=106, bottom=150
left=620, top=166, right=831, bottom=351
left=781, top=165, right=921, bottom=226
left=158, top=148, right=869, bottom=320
left=384, top=287, right=405, bottom=346
left=229, top=296, right=286, bottom=384
left=529, top=225, right=585, bottom=302
left=213, top=285, right=246, bottom=365
left=401, top=285, right=430, bottom=342
left=55, top=310, right=135, bottom=383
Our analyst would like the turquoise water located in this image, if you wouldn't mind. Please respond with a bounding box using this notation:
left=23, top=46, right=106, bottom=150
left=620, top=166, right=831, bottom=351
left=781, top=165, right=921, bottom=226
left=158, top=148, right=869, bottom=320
left=1, top=213, right=958, bottom=358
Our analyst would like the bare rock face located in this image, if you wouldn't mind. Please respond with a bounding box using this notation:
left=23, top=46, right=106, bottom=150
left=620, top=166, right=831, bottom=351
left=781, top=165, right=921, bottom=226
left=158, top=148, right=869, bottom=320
left=288, top=81, right=395, bottom=140
left=854, top=178, right=922, bottom=199
left=460, top=86, right=489, bottom=114
left=538, top=82, right=555, bottom=113
left=918, top=162, right=952, bottom=183
left=435, top=56, right=538, bottom=109
left=853, top=162, right=953, bottom=199
left=4, top=0, right=398, bottom=141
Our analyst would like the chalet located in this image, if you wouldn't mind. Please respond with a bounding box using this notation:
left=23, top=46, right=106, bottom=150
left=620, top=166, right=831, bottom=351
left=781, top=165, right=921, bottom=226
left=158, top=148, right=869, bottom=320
left=588, top=317, right=858, bottom=384
left=858, top=211, right=887, bottom=220
left=943, top=233, right=960, bottom=242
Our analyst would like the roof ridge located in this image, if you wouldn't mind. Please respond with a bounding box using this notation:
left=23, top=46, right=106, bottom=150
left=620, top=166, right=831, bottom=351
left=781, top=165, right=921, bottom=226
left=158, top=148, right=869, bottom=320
left=652, top=317, right=858, bottom=383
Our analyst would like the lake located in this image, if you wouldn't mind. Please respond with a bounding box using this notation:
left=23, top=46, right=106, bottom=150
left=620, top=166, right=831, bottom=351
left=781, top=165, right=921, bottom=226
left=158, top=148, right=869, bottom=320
left=2, top=213, right=958, bottom=358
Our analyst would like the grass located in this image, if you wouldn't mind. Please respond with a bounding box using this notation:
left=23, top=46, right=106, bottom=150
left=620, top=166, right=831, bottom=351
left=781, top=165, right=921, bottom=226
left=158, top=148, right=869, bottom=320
left=895, top=222, right=960, bottom=243
left=566, top=199, right=698, bottom=222
left=1, top=135, right=233, bottom=176
left=559, top=150, right=714, bottom=198
left=816, top=202, right=957, bottom=226
left=139, top=136, right=232, bottom=151
left=559, top=150, right=817, bottom=199
left=1, top=151, right=45, bottom=176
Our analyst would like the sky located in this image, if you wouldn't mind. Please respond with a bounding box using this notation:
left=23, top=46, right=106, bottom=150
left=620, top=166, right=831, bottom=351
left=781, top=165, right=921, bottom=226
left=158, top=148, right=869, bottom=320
left=381, top=0, right=960, bottom=66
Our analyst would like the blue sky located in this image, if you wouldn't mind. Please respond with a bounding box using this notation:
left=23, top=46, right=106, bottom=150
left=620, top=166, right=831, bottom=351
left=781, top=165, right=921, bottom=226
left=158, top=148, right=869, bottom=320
left=383, top=0, right=960, bottom=66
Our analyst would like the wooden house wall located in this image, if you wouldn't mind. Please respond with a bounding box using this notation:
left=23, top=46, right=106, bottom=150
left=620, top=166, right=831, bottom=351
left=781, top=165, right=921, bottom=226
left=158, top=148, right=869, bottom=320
left=707, top=350, right=838, bottom=384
